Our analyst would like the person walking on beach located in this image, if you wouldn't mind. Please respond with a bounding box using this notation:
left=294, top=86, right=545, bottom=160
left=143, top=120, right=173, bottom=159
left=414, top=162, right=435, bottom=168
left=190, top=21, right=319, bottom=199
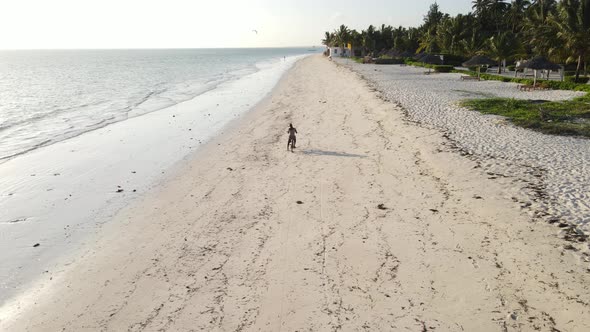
left=287, top=123, right=297, bottom=152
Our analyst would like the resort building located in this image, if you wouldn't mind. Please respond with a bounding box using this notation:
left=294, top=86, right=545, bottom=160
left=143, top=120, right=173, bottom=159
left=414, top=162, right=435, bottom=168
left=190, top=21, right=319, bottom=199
left=328, top=43, right=362, bottom=58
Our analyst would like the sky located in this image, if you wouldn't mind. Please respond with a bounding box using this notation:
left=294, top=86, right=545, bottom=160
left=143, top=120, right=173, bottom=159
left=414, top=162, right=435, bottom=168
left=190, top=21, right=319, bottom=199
left=0, top=0, right=473, bottom=49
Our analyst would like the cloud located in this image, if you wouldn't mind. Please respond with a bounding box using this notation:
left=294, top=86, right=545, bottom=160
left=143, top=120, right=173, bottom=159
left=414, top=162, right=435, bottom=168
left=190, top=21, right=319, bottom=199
left=329, top=11, right=342, bottom=22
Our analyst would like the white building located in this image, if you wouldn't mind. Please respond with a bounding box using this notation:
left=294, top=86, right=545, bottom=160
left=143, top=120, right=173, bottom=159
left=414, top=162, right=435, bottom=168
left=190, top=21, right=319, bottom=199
left=329, top=46, right=351, bottom=58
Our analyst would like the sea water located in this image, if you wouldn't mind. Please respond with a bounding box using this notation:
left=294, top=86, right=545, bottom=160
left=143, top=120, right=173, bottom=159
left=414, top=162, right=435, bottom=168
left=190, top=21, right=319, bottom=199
left=0, top=48, right=318, bottom=306
left=0, top=48, right=317, bottom=161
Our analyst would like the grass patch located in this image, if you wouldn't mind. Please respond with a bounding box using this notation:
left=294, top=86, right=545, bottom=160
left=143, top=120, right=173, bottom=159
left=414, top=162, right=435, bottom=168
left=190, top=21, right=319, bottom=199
left=451, top=69, right=590, bottom=93
left=351, top=57, right=364, bottom=63
left=460, top=95, right=590, bottom=137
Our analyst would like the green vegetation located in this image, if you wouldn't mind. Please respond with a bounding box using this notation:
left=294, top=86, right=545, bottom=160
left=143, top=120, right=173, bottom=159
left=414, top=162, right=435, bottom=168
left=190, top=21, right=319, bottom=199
left=375, top=58, right=404, bottom=64
left=322, top=1, right=590, bottom=138
left=461, top=95, right=590, bottom=137
left=565, top=76, right=590, bottom=83
left=434, top=65, right=455, bottom=72
left=456, top=70, right=590, bottom=92
left=322, top=1, right=590, bottom=79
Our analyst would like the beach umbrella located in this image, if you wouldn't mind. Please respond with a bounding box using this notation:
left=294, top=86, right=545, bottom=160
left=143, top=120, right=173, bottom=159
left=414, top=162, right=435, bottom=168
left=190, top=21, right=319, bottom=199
left=418, top=54, right=443, bottom=65
left=399, top=51, right=415, bottom=58
left=413, top=52, right=425, bottom=60
left=462, top=55, right=496, bottom=79
left=418, top=54, right=443, bottom=73
left=524, top=56, right=560, bottom=85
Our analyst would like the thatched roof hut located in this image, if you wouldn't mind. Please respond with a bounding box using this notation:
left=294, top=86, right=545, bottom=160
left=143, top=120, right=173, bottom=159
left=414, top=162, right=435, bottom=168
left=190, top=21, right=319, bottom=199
left=399, top=51, right=415, bottom=58
left=525, top=56, right=560, bottom=71
left=418, top=54, right=443, bottom=65
left=462, top=55, right=496, bottom=67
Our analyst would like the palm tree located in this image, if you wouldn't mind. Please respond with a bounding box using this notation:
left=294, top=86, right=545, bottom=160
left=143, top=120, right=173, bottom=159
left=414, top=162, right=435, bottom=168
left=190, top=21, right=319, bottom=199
left=369, top=24, right=394, bottom=52
left=523, top=0, right=558, bottom=57
left=405, top=27, right=421, bottom=53
left=437, top=14, right=472, bottom=55
left=417, top=27, right=439, bottom=54
left=459, top=28, right=487, bottom=57
left=322, top=31, right=334, bottom=47
left=349, top=30, right=363, bottom=56
left=472, top=0, right=511, bottom=33
left=550, top=0, right=590, bottom=81
left=424, top=2, right=445, bottom=31
left=508, top=0, right=532, bottom=32
left=363, top=25, right=377, bottom=54
left=487, top=31, right=523, bottom=73
left=320, top=0, right=590, bottom=80
left=334, top=25, right=351, bottom=50
left=392, top=26, right=408, bottom=51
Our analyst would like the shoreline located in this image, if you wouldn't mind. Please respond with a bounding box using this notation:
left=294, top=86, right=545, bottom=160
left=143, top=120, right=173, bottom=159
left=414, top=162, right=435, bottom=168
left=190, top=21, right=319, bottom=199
left=0, top=53, right=308, bottom=323
left=2, top=55, right=589, bottom=331
left=0, top=53, right=309, bottom=307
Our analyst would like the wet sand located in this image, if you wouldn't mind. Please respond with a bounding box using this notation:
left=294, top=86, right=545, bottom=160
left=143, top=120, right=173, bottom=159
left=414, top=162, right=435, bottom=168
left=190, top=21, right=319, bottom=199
left=2, top=55, right=589, bottom=331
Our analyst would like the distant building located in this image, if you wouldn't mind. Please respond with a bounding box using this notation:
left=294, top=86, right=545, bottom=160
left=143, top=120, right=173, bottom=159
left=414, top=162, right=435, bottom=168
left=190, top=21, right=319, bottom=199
left=328, top=44, right=362, bottom=57
left=328, top=46, right=351, bottom=58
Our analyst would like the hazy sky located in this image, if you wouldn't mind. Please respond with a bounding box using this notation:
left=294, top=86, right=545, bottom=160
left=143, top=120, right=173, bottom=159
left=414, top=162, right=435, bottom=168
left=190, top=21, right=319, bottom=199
left=0, top=0, right=473, bottom=49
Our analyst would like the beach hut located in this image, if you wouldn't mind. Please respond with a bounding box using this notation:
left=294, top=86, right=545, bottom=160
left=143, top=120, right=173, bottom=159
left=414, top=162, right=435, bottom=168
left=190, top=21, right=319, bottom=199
left=524, top=56, right=560, bottom=86
left=463, top=55, right=496, bottom=79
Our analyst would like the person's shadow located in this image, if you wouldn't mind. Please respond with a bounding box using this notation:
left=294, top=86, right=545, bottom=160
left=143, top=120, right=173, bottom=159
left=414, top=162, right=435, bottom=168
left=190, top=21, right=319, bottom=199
left=299, top=149, right=366, bottom=158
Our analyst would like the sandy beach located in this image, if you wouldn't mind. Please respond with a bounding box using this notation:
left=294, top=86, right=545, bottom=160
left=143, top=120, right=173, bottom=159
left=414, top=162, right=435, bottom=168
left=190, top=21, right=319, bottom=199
left=334, top=59, right=590, bottom=234
left=2, top=55, right=590, bottom=331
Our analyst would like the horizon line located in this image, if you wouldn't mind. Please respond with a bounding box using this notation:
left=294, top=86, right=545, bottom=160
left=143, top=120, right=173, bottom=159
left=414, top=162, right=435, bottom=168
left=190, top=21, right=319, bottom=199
left=0, top=45, right=323, bottom=51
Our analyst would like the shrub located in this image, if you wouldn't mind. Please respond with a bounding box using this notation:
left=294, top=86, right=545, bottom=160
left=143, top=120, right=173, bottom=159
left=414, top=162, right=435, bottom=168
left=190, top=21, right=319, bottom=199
left=407, top=61, right=433, bottom=68
left=565, top=76, right=590, bottom=84
left=414, top=64, right=590, bottom=93
left=467, top=65, right=489, bottom=72
left=465, top=71, right=590, bottom=92
left=433, top=65, right=454, bottom=73
left=375, top=57, right=404, bottom=65
left=506, top=66, right=523, bottom=72
left=542, top=79, right=590, bottom=91
left=438, top=54, right=467, bottom=66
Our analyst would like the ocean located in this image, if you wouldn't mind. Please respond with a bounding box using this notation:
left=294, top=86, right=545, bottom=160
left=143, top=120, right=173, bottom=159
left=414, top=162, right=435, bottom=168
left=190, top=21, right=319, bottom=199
left=0, top=48, right=318, bottom=161
left=0, top=48, right=318, bottom=306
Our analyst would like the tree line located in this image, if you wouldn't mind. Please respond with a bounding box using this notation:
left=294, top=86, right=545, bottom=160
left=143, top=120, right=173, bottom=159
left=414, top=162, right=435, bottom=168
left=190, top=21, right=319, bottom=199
left=322, top=0, right=590, bottom=81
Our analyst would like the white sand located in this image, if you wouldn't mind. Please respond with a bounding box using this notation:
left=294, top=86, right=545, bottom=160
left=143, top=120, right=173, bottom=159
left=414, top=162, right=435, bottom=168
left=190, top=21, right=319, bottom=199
left=337, top=60, right=590, bottom=235
left=2, top=55, right=589, bottom=331
left=0, top=54, right=305, bottom=305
